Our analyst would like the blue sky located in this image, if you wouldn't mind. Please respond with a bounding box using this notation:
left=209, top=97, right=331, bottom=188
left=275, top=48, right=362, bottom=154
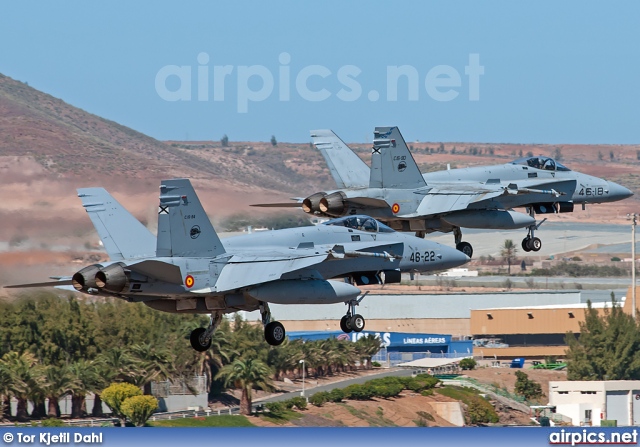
left=1, top=1, right=639, bottom=144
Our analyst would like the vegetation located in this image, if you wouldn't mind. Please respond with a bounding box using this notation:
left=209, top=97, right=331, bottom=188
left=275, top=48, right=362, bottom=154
left=530, top=262, right=630, bottom=277
left=216, top=358, right=273, bottom=415
left=220, top=134, right=229, bottom=147
left=121, top=395, right=158, bottom=427
left=514, top=371, right=544, bottom=400
left=437, top=386, right=499, bottom=425
left=566, top=298, right=640, bottom=380
left=101, top=383, right=142, bottom=427
left=500, top=239, right=518, bottom=275
left=0, top=292, right=387, bottom=422
left=149, top=415, right=255, bottom=427
left=309, top=374, right=440, bottom=406
left=459, top=358, right=477, bottom=370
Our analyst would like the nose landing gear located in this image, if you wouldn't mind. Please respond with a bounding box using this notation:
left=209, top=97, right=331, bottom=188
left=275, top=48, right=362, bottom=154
left=340, top=292, right=368, bottom=334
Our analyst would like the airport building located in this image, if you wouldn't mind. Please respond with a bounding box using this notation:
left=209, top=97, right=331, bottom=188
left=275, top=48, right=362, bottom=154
left=242, top=286, right=634, bottom=360
left=549, top=380, right=640, bottom=426
left=288, top=330, right=473, bottom=366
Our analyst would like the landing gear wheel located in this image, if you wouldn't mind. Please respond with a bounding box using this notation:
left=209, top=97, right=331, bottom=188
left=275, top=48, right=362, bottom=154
left=529, top=237, right=542, bottom=252
left=456, top=242, right=473, bottom=259
left=522, top=237, right=532, bottom=252
left=350, top=314, right=365, bottom=332
left=340, top=316, right=353, bottom=333
left=190, top=328, right=212, bottom=352
left=264, top=321, right=286, bottom=346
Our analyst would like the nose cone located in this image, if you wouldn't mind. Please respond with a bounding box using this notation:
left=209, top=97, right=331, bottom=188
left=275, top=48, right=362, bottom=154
left=437, top=244, right=471, bottom=270
left=607, top=182, right=634, bottom=202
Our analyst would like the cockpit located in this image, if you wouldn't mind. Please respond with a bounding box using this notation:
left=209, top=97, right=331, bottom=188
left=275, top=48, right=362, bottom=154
left=323, top=215, right=395, bottom=233
left=511, top=156, right=571, bottom=172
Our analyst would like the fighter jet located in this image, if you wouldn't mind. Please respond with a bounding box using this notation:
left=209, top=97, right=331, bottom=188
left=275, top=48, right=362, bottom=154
left=255, top=127, right=633, bottom=258
left=6, top=179, right=469, bottom=351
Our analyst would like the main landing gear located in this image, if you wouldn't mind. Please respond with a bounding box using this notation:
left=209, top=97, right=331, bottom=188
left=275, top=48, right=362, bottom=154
left=190, top=312, right=223, bottom=352
left=521, top=209, right=546, bottom=253
left=261, top=302, right=286, bottom=346
left=453, top=227, right=473, bottom=259
left=340, top=292, right=368, bottom=334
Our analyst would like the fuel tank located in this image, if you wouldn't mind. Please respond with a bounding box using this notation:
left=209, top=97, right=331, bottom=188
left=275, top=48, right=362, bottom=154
left=247, top=279, right=360, bottom=304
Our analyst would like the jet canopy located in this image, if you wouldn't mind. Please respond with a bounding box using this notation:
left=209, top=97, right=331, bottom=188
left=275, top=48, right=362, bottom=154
left=511, top=156, right=571, bottom=172
left=324, top=215, right=395, bottom=233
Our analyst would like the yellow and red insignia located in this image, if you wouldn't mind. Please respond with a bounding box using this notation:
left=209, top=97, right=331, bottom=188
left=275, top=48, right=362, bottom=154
left=391, top=203, right=400, bottom=214
left=185, top=275, right=195, bottom=288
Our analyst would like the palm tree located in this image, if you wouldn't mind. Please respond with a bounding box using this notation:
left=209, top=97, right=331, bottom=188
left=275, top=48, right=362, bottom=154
left=215, top=357, right=273, bottom=415
left=176, top=321, right=234, bottom=392
left=68, top=360, right=100, bottom=418
left=2, top=352, right=42, bottom=421
left=130, top=343, right=175, bottom=394
left=0, top=362, right=13, bottom=419
left=500, top=239, right=518, bottom=275
left=97, top=347, right=139, bottom=383
left=42, top=364, right=78, bottom=418
left=355, top=335, right=383, bottom=369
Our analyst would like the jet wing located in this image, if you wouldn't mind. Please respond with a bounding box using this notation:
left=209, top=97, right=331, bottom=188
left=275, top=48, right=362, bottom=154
left=210, top=252, right=328, bottom=292
left=206, top=241, right=403, bottom=293
left=407, top=180, right=576, bottom=217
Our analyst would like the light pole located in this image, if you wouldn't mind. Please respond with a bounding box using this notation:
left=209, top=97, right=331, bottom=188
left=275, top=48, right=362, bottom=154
left=299, top=359, right=305, bottom=397
left=629, top=214, right=637, bottom=320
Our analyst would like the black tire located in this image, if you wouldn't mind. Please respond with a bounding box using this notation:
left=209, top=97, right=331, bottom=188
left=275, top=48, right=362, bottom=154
left=264, top=321, right=286, bottom=346
left=190, top=328, right=212, bottom=352
left=340, top=315, right=352, bottom=333
left=530, top=237, right=542, bottom=252
left=456, top=242, right=473, bottom=259
left=522, top=237, right=532, bottom=252
left=350, top=314, right=365, bottom=332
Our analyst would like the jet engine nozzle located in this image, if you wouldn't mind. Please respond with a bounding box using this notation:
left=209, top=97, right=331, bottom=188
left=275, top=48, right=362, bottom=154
left=302, top=192, right=326, bottom=214
left=71, top=264, right=102, bottom=291
left=95, top=263, right=129, bottom=293
left=319, top=191, right=347, bottom=216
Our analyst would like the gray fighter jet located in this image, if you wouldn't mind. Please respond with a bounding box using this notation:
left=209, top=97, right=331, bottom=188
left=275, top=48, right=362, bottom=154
left=6, top=179, right=469, bottom=351
left=256, top=127, right=633, bottom=258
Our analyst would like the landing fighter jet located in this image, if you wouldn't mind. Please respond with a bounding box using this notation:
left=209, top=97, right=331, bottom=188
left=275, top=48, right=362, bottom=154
left=7, top=179, right=468, bottom=351
left=256, top=127, right=633, bottom=258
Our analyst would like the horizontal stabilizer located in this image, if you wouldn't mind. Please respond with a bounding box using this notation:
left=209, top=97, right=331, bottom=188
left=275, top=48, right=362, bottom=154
left=5, top=279, right=73, bottom=289
left=250, top=202, right=302, bottom=208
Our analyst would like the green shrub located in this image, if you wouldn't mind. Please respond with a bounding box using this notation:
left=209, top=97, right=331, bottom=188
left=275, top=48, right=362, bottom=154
left=102, top=383, right=142, bottom=426
left=309, top=392, right=330, bottom=407
left=371, top=383, right=404, bottom=399
left=372, top=361, right=382, bottom=367
left=328, top=388, right=344, bottom=403
left=121, top=395, right=158, bottom=427
left=289, top=397, right=307, bottom=410
left=467, top=396, right=499, bottom=425
left=460, top=358, right=477, bottom=370
left=265, top=401, right=286, bottom=416
left=514, top=371, right=544, bottom=400
left=343, top=384, right=375, bottom=400
left=41, top=418, right=65, bottom=427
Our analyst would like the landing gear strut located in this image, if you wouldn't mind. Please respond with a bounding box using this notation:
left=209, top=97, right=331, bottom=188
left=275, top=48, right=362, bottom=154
left=340, top=292, right=368, bottom=333
left=260, top=302, right=286, bottom=346
left=453, top=227, right=473, bottom=259
left=521, top=208, right=546, bottom=252
left=190, top=312, right=223, bottom=352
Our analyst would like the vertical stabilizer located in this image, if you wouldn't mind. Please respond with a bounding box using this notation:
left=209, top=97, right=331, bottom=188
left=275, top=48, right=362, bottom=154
left=311, top=129, right=370, bottom=188
left=369, top=126, right=426, bottom=190
left=77, top=188, right=156, bottom=260
left=156, top=179, right=226, bottom=258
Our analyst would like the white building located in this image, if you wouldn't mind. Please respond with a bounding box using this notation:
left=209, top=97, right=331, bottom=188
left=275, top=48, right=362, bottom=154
left=549, top=381, right=640, bottom=426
